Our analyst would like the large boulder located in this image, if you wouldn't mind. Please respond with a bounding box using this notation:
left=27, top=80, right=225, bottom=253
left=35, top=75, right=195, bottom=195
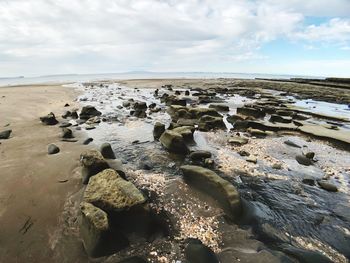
left=180, top=165, right=242, bottom=220
left=153, top=122, right=165, bottom=140
left=80, top=150, right=109, bottom=184
left=0, top=129, right=12, bottom=139
left=80, top=106, right=102, bottom=120
left=40, top=112, right=58, bottom=125
left=83, top=169, right=146, bottom=212
left=159, top=130, right=189, bottom=154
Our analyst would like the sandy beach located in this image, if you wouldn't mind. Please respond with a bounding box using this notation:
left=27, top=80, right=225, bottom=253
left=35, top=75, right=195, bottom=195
left=0, top=84, right=89, bottom=262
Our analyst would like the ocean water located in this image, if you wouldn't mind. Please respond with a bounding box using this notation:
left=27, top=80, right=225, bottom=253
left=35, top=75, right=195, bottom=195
left=0, top=72, right=323, bottom=87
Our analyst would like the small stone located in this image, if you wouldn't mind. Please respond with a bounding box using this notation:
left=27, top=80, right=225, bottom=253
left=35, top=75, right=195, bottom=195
left=318, top=181, right=338, bottom=192
left=238, top=150, right=250, bottom=157
left=83, top=138, right=94, bottom=145
left=0, top=129, right=12, bottom=139
left=100, top=143, right=116, bottom=159
left=246, top=157, right=257, bottom=164
left=40, top=112, right=58, bottom=125
left=62, top=127, right=74, bottom=138
left=296, top=155, right=312, bottom=166
left=153, top=122, right=165, bottom=140
left=190, top=151, right=212, bottom=161
left=48, top=144, right=60, bottom=155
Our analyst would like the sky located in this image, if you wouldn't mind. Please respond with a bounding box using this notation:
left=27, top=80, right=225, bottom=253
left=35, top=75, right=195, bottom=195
left=0, top=0, right=350, bottom=77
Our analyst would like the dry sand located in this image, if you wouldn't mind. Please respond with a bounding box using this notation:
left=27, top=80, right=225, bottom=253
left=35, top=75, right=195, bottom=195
left=0, top=84, right=88, bottom=262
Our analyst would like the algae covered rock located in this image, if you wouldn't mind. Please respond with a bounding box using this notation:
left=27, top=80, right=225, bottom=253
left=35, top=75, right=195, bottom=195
left=180, top=165, right=242, bottom=220
left=83, top=169, right=146, bottom=212
left=159, top=130, right=189, bottom=154
left=80, top=150, right=109, bottom=184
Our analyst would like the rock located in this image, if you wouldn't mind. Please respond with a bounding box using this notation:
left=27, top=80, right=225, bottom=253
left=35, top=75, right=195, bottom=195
left=100, top=143, right=116, bottom=159
left=185, top=90, right=190, bottom=96
left=180, top=165, right=242, bottom=220
left=80, top=202, right=113, bottom=257
left=247, top=128, right=268, bottom=137
left=284, top=140, right=302, bottom=148
left=80, top=150, right=109, bottom=184
left=204, top=158, right=215, bottom=168
left=272, top=163, right=282, bottom=170
left=133, top=101, right=147, bottom=110
left=48, top=144, right=60, bottom=155
left=280, top=244, right=333, bottom=263
left=62, top=111, right=71, bottom=119
left=59, top=122, right=72, bottom=128
left=228, top=136, right=249, bottom=145
left=172, top=126, right=195, bottom=141
left=238, top=150, right=250, bottom=157
left=246, top=157, right=257, bottom=163
left=209, top=103, right=229, bottom=111
left=80, top=106, right=102, bottom=120
left=269, top=115, right=292, bottom=124
left=237, top=107, right=265, bottom=118
left=198, top=115, right=226, bottom=131
left=305, top=151, right=315, bottom=160
left=83, top=138, right=94, bottom=145
left=0, top=129, right=12, bottom=139
left=296, top=155, right=312, bottom=166
left=318, top=181, right=338, bottom=192
left=62, top=127, right=74, bottom=138
left=302, top=177, right=316, bottom=186
left=122, top=101, right=131, bottom=107
left=83, top=169, right=146, bottom=212
left=189, top=108, right=221, bottom=118
left=153, top=122, right=165, bottom=140
left=159, top=130, right=189, bottom=154
left=226, top=114, right=246, bottom=124
left=190, top=151, right=212, bottom=161
left=185, top=238, right=219, bottom=263
left=85, top=125, right=96, bottom=130
left=71, top=111, right=79, bottom=119
left=40, top=112, right=58, bottom=125
left=64, top=103, right=70, bottom=107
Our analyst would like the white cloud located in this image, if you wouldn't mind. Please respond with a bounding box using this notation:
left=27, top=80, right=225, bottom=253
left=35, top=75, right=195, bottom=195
left=0, top=0, right=349, bottom=76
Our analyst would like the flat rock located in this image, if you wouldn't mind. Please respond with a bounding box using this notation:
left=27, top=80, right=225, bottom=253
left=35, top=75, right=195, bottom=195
left=180, top=165, right=242, bottom=220
left=209, top=103, right=229, bottom=112
left=83, top=169, right=146, bottom=212
left=228, top=136, right=249, bottom=145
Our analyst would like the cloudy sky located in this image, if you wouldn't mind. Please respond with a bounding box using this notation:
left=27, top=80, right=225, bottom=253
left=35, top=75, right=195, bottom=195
left=1, top=0, right=350, bottom=77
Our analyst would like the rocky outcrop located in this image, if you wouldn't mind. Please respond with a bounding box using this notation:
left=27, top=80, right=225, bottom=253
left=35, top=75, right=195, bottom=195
left=80, top=150, right=109, bottom=184
left=40, top=112, right=58, bottom=125
left=80, top=106, right=102, bottom=120
left=180, top=165, right=242, bottom=220
left=0, top=129, right=12, bottom=139
left=159, top=130, right=189, bottom=154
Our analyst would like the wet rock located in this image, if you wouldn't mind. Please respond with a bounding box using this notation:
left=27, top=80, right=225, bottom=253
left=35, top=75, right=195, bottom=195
left=284, top=140, right=301, bottom=148
left=153, top=122, right=165, bottom=140
left=80, top=202, right=114, bottom=257
left=238, top=150, right=250, bottom=157
left=62, top=111, right=71, bottom=119
left=226, top=114, right=247, bottom=125
left=83, top=138, right=94, bottom=145
left=189, top=107, right=221, bottom=118
left=40, top=112, right=58, bottom=125
left=172, top=126, right=195, bottom=141
left=198, top=115, right=226, bottom=131
left=228, top=136, right=249, bottom=146
left=85, top=125, right=96, bottom=130
left=280, top=244, right=333, bottom=263
left=237, top=106, right=265, bottom=118
left=185, top=238, right=219, bottom=263
left=159, top=130, right=189, bottom=154
left=100, top=143, right=116, bottom=159
left=318, top=181, right=338, bottom=192
left=295, top=155, right=312, bottom=166
left=71, top=111, right=79, bottom=119
left=272, top=163, right=282, bottom=170
left=0, top=129, right=12, bottom=139
left=48, top=144, right=60, bottom=155
left=80, top=150, right=109, bottom=184
left=304, top=151, right=315, bottom=160
left=64, top=103, right=70, bottom=107
left=190, top=151, right=212, bottom=161
left=269, top=115, right=292, bottom=124
left=61, top=127, right=74, bottom=139
left=122, top=101, right=131, bottom=107
left=180, top=165, right=242, bottom=220
left=302, top=177, right=316, bottom=186
left=80, top=106, right=102, bottom=120
left=83, top=169, right=146, bottom=212
left=209, top=103, right=229, bottom=112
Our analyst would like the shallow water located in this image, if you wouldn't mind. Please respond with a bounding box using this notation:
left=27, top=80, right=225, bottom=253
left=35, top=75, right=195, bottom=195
left=73, top=82, right=350, bottom=262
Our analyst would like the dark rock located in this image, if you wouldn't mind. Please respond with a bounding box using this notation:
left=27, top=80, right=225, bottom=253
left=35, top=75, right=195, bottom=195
left=118, top=257, right=147, bottom=263
left=59, top=122, right=72, bottom=128
left=153, top=122, right=165, bottom=140
left=302, top=177, right=316, bottom=186
left=83, top=138, right=94, bottom=145
left=185, top=238, right=219, bottom=263
left=280, top=244, right=333, bottom=263
left=185, top=90, right=190, bottom=96
left=48, top=144, right=60, bottom=155
left=237, top=107, right=265, bottom=118
left=296, top=155, right=312, bottom=166
left=0, top=129, right=12, bottom=139
left=209, top=103, right=229, bottom=111
left=159, top=130, right=189, bottom=154
left=180, top=165, right=242, bottom=220
left=80, top=106, right=102, bottom=120
left=190, top=151, right=212, bottom=161
left=122, top=101, right=131, bottom=107
left=64, top=103, right=70, bottom=107
left=269, top=115, right=292, bottom=123
left=318, top=181, right=338, bottom=192
left=40, top=112, right=58, bottom=125
left=62, top=111, right=71, bottom=119
left=71, top=111, right=79, bottom=119
left=228, top=136, right=248, bottom=145
left=62, top=128, right=74, bottom=138
left=100, top=143, right=116, bottom=159
left=198, top=115, right=226, bottom=131
left=305, top=151, right=315, bottom=160
left=189, top=108, right=221, bottom=118
left=238, top=150, right=250, bottom=157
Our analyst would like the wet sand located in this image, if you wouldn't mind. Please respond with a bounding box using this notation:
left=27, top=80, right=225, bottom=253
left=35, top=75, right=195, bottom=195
left=0, top=84, right=88, bottom=262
